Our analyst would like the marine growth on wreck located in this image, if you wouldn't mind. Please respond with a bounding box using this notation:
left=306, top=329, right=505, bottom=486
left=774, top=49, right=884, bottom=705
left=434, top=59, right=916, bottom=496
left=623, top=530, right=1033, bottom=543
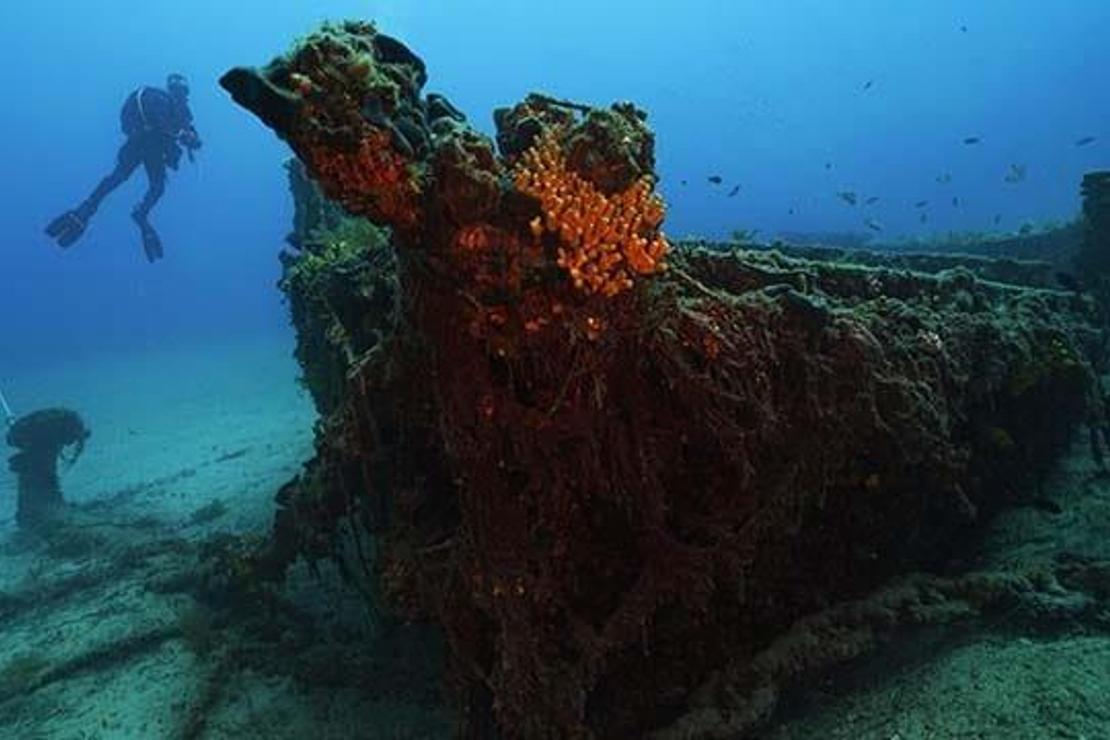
left=214, top=20, right=1110, bottom=738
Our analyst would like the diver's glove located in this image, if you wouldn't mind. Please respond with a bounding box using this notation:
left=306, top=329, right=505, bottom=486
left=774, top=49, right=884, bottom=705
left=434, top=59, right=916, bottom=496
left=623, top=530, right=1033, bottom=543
left=179, top=127, right=202, bottom=161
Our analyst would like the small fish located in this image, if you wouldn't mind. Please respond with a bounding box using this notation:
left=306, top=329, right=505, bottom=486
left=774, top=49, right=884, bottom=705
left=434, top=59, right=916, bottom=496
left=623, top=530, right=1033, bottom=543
left=824, top=162, right=833, bottom=170
left=788, top=207, right=796, bottom=215
left=837, top=191, right=858, bottom=206
left=936, top=172, right=952, bottom=184
left=963, top=136, right=981, bottom=145
left=864, top=218, right=883, bottom=232
left=993, top=213, right=1002, bottom=225
left=862, top=80, right=873, bottom=91
left=914, top=200, right=929, bottom=208
left=960, top=25, right=968, bottom=33
left=727, top=185, right=740, bottom=197
left=1003, top=163, right=1026, bottom=184
left=680, top=179, right=688, bottom=186
left=865, top=196, right=879, bottom=205
left=1075, top=136, right=1097, bottom=147
left=952, top=196, right=959, bottom=207
left=708, top=175, right=723, bottom=185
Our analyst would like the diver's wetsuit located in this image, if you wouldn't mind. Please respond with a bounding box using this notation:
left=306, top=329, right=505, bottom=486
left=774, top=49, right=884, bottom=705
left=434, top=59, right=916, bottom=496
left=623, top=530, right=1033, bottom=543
left=46, top=79, right=201, bottom=262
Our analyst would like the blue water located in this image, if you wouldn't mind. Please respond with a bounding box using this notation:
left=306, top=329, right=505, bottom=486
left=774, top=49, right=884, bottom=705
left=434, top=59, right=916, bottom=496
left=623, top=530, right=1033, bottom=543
left=2, top=1, right=1108, bottom=370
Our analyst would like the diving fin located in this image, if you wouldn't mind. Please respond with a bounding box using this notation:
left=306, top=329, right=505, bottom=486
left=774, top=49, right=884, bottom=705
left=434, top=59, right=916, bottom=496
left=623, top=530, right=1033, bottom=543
left=141, top=227, right=164, bottom=262
left=45, top=210, right=89, bottom=248
left=132, top=213, right=163, bottom=262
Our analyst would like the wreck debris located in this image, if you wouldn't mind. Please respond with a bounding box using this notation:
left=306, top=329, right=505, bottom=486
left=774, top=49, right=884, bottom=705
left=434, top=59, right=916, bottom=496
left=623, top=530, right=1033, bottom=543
left=222, top=21, right=1105, bottom=738
left=6, top=408, right=89, bottom=529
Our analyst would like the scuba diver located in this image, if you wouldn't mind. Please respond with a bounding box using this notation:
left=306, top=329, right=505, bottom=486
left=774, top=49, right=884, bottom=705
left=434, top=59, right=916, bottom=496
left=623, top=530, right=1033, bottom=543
left=45, top=73, right=202, bottom=262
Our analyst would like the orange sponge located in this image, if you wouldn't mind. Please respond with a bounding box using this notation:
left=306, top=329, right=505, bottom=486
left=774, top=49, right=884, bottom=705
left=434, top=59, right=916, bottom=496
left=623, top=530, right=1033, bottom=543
left=514, top=130, right=669, bottom=296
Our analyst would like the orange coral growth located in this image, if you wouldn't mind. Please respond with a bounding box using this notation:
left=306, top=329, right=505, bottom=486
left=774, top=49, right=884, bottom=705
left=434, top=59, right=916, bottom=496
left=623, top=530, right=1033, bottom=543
left=302, top=127, right=421, bottom=229
left=514, top=130, right=669, bottom=297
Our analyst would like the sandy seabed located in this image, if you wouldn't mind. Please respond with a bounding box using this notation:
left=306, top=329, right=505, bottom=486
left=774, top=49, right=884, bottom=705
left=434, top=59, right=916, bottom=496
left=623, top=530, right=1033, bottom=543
left=1, top=337, right=315, bottom=530
left=0, top=337, right=450, bottom=739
